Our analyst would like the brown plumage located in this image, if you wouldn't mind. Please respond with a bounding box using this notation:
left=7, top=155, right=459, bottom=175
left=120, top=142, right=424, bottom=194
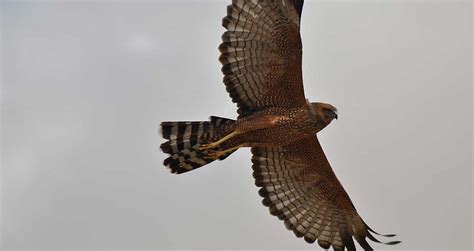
left=160, top=0, right=400, bottom=250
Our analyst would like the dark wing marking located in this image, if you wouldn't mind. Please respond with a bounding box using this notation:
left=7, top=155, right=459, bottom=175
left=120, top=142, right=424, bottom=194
left=294, top=0, right=304, bottom=20
left=251, top=137, right=400, bottom=250
left=219, top=0, right=306, bottom=117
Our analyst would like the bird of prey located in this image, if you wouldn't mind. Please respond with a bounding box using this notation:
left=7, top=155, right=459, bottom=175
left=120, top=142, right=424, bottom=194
left=160, top=0, right=400, bottom=250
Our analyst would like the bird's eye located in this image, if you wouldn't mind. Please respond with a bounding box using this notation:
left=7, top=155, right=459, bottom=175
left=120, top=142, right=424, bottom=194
left=324, top=109, right=338, bottom=119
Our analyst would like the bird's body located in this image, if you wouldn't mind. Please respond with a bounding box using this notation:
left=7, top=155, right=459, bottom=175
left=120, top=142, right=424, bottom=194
left=159, top=0, right=399, bottom=250
left=221, top=103, right=333, bottom=148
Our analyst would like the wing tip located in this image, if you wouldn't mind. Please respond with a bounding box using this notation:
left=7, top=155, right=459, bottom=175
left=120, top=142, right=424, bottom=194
left=294, top=0, right=304, bottom=19
left=365, top=223, right=402, bottom=247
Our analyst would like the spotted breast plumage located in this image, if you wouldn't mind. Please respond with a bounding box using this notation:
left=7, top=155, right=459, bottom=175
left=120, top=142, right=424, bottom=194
left=159, top=0, right=400, bottom=250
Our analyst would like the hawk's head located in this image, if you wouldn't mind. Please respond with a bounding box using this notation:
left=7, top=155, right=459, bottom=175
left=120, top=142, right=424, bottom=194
left=309, top=102, right=338, bottom=126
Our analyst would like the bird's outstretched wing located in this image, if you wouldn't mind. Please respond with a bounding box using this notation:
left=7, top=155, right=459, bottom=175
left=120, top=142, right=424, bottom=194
left=252, top=137, right=400, bottom=250
left=219, top=0, right=306, bottom=117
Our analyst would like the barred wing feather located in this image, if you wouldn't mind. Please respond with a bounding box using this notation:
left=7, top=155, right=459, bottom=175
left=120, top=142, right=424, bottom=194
left=219, top=0, right=307, bottom=117
left=251, top=137, right=400, bottom=250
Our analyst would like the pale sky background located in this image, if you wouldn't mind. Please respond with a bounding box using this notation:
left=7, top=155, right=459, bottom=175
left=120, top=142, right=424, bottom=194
left=1, top=0, right=472, bottom=250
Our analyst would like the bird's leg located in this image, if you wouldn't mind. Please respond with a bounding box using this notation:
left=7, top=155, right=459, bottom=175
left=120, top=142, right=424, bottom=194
left=200, top=131, right=239, bottom=150
left=205, top=144, right=245, bottom=159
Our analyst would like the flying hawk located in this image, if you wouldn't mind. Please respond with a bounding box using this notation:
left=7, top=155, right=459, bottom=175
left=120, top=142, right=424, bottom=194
left=160, top=0, right=400, bottom=250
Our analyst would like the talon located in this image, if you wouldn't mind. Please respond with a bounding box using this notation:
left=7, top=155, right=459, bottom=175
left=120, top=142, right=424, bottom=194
left=204, top=152, right=223, bottom=160
left=203, top=149, right=220, bottom=159
left=204, top=144, right=245, bottom=160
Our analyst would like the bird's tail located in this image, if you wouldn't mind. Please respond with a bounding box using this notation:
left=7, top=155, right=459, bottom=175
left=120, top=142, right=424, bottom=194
left=160, top=116, right=237, bottom=174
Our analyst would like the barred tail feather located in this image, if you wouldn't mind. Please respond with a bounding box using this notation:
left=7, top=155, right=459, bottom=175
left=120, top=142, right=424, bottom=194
left=160, top=116, right=236, bottom=174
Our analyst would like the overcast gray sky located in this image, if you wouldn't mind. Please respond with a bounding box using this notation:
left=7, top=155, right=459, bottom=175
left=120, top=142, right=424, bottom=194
left=1, top=0, right=472, bottom=250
